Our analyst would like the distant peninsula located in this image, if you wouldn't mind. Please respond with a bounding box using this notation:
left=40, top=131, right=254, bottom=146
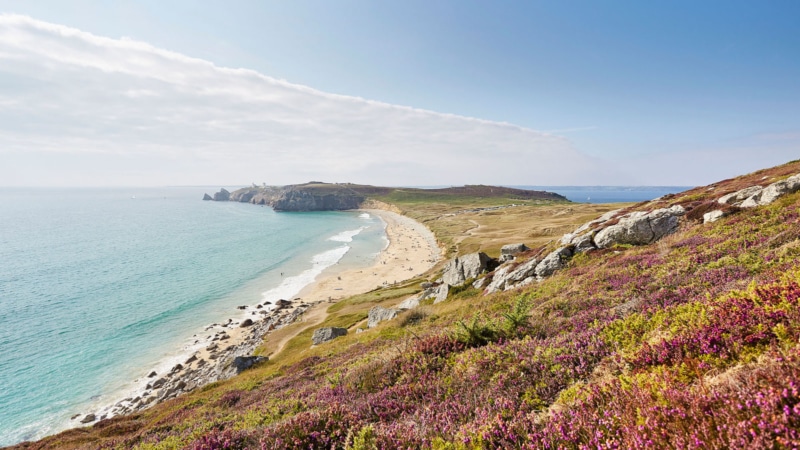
left=203, top=182, right=569, bottom=211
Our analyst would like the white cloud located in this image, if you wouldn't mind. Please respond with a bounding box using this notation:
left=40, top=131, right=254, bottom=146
left=0, top=14, right=607, bottom=187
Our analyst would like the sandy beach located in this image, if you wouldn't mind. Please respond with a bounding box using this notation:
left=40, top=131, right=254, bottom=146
left=88, top=208, right=440, bottom=422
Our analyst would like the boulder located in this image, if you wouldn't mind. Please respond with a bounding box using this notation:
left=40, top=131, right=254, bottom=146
left=202, top=193, right=213, bottom=201
left=432, top=284, right=450, bottom=304
left=484, top=263, right=516, bottom=294
left=703, top=210, right=726, bottom=223
left=534, top=247, right=573, bottom=278
left=472, top=277, right=490, bottom=290
left=396, top=295, right=421, bottom=310
left=594, top=206, right=684, bottom=248
left=757, top=174, right=800, bottom=205
left=566, top=209, right=622, bottom=239
left=484, top=256, right=540, bottom=294
left=572, top=233, right=597, bottom=253
left=499, top=243, right=529, bottom=262
left=216, top=355, right=268, bottom=380
left=239, top=319, right=254, bottom=327
left=311, top=327, right=347, bottom=345
left=80, top=414, right=96, bottom=424
left=718, top=186, right=763, bottom=205
left=442, top=252, right=493, bottom=286
left=212, top=188, right=231, bottom=201
left=368, top=306, right=398, bottom=328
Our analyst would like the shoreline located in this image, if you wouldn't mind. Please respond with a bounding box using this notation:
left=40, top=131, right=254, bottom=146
left=77, top=208, right=440, bottom=424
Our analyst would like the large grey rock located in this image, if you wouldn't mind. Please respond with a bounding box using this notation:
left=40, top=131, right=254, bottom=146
left=368, top=306, right=398, bottom=328
left=572, top=233, right=597, bottom=253
left=212, top=188, right=231, bottom=201
left=485, top=263, right=516, bottom=294
left=594, top=206, right=685, bottom=248
left=758, top=174, right=800, bottom=205
left=312, top=327, right=347, bottom=345
left=567, top=209, right=622, bottom=239
left=499, top=243, right=529, bottom=262
left=202, top=193, right=213, bottom=201
left=484, top=256, right=540, bottom=294
left=535, top=247, right=573, bottom=278
left=442, top=252, right=493, bottom=286
left=216, top=355, right=268, bottom=380
left=432, top=284, right=450, bottom=304
left=396, top=295, right=421, bottom=310
left=472, top=277, right=490, bottom=290
left=739, top=196, right=761, bottom=208
left=560, top=210, right=621, bottom=249
left=703, top=210, right=727, bottom=223
left=718, top=186, right=763, bottom=205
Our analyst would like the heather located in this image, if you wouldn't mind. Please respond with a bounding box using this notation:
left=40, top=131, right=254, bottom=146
left=16, top=161, right=800, bottom=449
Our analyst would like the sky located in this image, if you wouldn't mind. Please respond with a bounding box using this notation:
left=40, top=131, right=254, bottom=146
left=0, top=0, right=798, bottom=187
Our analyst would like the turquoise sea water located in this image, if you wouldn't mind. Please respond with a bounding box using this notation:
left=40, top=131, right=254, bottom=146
left=0, top=187, right=386, bottom=446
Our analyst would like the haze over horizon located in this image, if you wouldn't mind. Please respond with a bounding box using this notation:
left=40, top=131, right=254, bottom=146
left=1, top=1, right=798, bottom=187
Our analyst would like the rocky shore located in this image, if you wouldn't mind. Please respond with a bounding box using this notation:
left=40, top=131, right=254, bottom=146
left=75, top=299, right=320, bottom=424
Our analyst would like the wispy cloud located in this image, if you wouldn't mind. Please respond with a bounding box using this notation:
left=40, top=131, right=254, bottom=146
left=0, top=14, right=604, bottom=187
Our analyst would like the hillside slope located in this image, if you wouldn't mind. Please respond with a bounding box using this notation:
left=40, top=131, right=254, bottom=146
left=15, top=160, right=800, bottom=449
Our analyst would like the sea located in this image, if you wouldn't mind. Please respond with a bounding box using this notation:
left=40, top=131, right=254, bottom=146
left=0, top=187, right=387, bottom=446
left=0, top=185, right=689, bottom=446
left=514, top=186, right=693, bottom=204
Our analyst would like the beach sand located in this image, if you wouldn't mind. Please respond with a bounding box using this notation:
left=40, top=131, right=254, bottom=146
left=91, top=209, right=440, bottom=420
left=190, top=209, right=438, bottom=362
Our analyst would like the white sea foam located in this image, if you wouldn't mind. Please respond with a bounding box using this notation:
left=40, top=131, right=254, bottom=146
left=260, top=245, right=350, bottom=303
left=328, top=227, right=365, bottom=243
left=359, top=213, right=371, bottom=219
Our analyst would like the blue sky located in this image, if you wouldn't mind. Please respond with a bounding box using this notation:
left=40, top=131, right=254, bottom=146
left=0, top=1, right=798, bottom=186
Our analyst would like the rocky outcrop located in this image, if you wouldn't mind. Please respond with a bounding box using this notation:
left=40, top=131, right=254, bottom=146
left=755, top=174, right=800, bottom=205
left=272, top=188, right=364, bottom=212
left=312, top=327, right=347, bottom=345
left=212, top=188, right=231, bottom=202
left=703, top=210, right=727, bottom=223
left=202, top=193, right=213, bottom=201
left=594, top=206, right=685, bottom=248
left=485, top=256, right=540, bottom=294
left=216, top=355, right=267, bottom=380
left=716, top=174, right=800, bottom=209
left=442, top=252, right=494, bottom=286
left=718, top=186, right=763, bottom=205
left=535, top=247, right=573, bottom=278
left=368, top=306, right=399, bottom=328
left=500, top=243, right=529, bottom=262
left=396, top=295, right=421, bottom=310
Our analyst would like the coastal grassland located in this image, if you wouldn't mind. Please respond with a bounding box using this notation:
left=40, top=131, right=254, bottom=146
left=21, top=161, right=800, bottom=449
left=371, top=189, right=621, bottom=257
